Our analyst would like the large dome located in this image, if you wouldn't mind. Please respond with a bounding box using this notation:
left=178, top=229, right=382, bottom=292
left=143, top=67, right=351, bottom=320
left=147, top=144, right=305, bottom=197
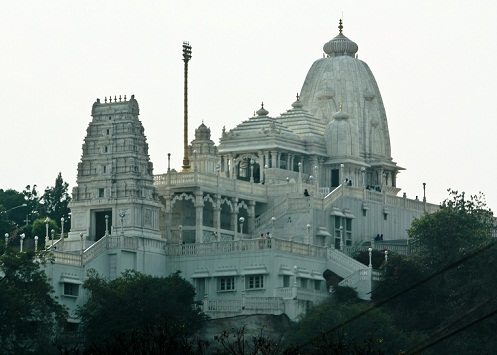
left=299, top=21, right=393, bottom=165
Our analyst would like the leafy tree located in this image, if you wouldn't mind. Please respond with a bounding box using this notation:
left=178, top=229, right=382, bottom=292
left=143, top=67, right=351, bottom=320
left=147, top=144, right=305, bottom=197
left=0, top=188, right=28, bottom=230
left=41, top=172, right=71, bottom=228
left=31, top=218, right=60, bottom=249
left=372, top=190, right=497, bottom=354
left=0, top=248, right=67, bottom=354
left=284, top=287, right=418, bottom=354
left=78, top=270, right=208, bottom=353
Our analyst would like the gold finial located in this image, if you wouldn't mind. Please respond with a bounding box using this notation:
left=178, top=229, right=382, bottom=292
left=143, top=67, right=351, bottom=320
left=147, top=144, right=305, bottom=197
left=339, top=103, right=342, bottom=112
left=338, top=19, right=343, bottom=34
left=261, top=101, right=264, bottom=109
left=104, top=96, right=107, bottom=103
left=296, top=93, right=300, bottom=101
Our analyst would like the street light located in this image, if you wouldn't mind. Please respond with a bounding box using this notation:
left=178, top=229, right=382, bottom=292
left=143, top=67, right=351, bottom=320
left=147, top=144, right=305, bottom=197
left=20, top=233, right=25, bottom=252
left=271, top=216, right=276, bottom=237
left=239, top=217, right=245, bottom=236
left=45, top=217, right=50, bottom=248
left=34, top=236, right=39, bottom=252
left=368, top=247, right=373, bottom=268
left=4, top=203, right=27, bottom=213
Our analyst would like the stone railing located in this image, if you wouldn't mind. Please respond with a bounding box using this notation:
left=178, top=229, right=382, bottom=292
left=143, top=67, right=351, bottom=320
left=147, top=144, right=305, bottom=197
left=295, top=287, right=330, bottom=303
left=244, top=297, right=284, bottom=313
left=274, top=287, right=294, bottom=299
left=254, top=199, right=288, bottom=230
left=52, top=235, right=165, bottom=266
left=327, top=248, right=367, bottom=278
left=165, top=237, right=327, bottom=259
left=203, top=299, right=243, bottom=313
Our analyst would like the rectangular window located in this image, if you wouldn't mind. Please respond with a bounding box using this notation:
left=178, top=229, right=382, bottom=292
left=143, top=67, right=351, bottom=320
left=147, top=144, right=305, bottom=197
left=300, top=278, right=308, bottom=289
left=218, top=277, right=235, bottom=291
left=99, top=188, right=104, bottom=198
left=283, top=275, right=290, bottom=288
left=103, top=166, right=107, bottom=174
left=106, top=129, right=110, bottom=135
left=247, top=275, right=264, bottom=289
left=314, top=280, right=322, bottom=290
left=64, top=283, right=79, bottom=297
left=105, top=146, right=108, bottom=153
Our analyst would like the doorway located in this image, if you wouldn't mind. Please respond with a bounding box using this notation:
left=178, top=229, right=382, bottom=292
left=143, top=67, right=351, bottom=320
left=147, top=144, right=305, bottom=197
left=95, top=210, right=112, bottom=241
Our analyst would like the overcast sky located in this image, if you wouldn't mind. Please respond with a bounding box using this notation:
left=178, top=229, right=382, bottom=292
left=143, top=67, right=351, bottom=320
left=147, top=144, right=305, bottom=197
left=1, top=1, right=496, bottom=211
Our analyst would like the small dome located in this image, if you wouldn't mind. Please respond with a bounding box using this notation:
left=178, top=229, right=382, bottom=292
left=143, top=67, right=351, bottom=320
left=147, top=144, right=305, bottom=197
left=291, top=95, right=304, bottom=109
left=332, top=105, right=350, bottom=121
left=256, top=102, right=269, bottom=117
left=195, top=121, right=211, bottom=140
left=323, top=20, right=358, bottom=57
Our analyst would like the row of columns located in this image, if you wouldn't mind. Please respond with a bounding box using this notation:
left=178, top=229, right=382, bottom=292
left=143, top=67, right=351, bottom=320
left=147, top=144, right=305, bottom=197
left=166, top=191, right=257, bottom=243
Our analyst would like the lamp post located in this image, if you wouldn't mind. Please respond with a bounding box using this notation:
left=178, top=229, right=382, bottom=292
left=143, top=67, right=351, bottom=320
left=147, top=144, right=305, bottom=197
left=368, top=247, right=373, bottom=268
left=384, top=250, right=388, bottom=263
left=5, top=203, right=27, bottom=213
left=271, top=216, right=276, bottom=237
left=339, top=226, right=344, bottom=251
left=4, top=233, right=8, bottom=248
left=20, top=233, right=25, bottom=252
left=306, top=223, right=311, bottom=244
left=45, top=217, right=50, bottom=249
left=51, top=229, right=55, bottom=247
left=314, top=165, right=319, bottom=196
left=239, top=217, right=245, bottom=236
left=60, top=217, right=65, bottom=251
left=178, top=225, right=183, bottom=244
left=34, top=236, right=39, bottom=252
left=119, top=212, right=125, bottom=236
left=104, top=215, right=109, bottom=237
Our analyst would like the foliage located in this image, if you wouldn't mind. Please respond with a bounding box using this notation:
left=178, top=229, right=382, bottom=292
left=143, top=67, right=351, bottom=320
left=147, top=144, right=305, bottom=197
left=41, top=172, right=71, bottom=229
left=31, top=218, right=60, bottom=249
left=284, top=290, right=417, bottom=354
left=0, top=248, right=67, bottom=354
left=0, top=188, right=28, bottom=232
left=213, top=326, right=286, bottom=355
left=372, top=189, right=497, bottom=354
left=77, top=270, right=208, bottom=353
left=409, top=189, right=494, bottom=268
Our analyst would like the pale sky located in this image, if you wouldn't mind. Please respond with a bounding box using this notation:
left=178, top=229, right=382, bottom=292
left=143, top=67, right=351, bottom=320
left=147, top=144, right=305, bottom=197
left=1, top=1, right=496, bottom=211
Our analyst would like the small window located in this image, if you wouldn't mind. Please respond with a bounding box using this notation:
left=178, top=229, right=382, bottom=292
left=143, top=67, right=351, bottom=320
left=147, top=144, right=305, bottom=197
left=283, top=275, right=290, bottom=288
left=99, top=188, right=104, bottom=198
left=300, top=278, right=308, bottom=289
left=105, top=146, right=108, bottom=153
left=103, top=166, right=106, bottom=174
left=314, top=280, right=321, bottom=290
left=64, top=283, right=79, bottom=297
left=106, top=129, right=110, bottom=135
left=218, top=277, right=235, bottom=291
left=247, top=275, right=264, bottom=290
left=384, top=213, right=388, bottom=221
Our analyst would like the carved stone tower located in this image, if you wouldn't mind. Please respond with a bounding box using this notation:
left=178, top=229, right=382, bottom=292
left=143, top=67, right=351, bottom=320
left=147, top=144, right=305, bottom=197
left=68, top=95, right=162, bottom=241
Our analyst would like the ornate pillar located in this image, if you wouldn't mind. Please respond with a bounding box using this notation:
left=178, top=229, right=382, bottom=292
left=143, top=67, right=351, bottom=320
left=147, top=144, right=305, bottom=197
left=258, top=151, right=264, bottom=183
left=277, top=152, right=282, bottom=169
left=290, top=155, right=295, bottom=171
left=271, top=151, right=277, bottom=168
left=214, top=194, right=222, bottom=240
left=195, top=190, right=204, bottom=243
left=231, top=197, right=238, bottom=239
left=248, top=200, right=256, bottom=233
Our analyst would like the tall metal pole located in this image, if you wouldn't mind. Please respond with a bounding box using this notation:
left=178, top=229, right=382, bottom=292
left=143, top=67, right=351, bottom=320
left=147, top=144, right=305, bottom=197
left=181, top=41, right=192, bottom=172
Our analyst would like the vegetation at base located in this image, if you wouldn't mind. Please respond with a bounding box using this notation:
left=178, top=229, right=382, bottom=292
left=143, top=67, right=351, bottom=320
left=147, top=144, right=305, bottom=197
left=75, top=270, right=209, bottom=354
left=0, top=247, right=67, bottom=355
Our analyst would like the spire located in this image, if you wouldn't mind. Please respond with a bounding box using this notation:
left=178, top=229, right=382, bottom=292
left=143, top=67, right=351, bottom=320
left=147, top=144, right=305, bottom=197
left=338, top=19, right=343, bottom=34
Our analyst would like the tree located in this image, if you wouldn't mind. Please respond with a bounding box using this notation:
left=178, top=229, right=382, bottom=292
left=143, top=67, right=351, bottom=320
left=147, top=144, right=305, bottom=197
left=372, top=190, right=497, bottom=354
left=0, top=188, right=28, bottom=230
left=0, top=248, right=67, bottom=354
left=284, top=287, right=418, bottom=354
left=41, top=172, right=71, bottom=229
left=77, top=270, right=208, bottom=353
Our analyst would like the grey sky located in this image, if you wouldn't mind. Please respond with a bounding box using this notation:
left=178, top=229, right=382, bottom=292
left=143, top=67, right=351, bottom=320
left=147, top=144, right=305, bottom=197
left=1, top=1, right=496, bottom=211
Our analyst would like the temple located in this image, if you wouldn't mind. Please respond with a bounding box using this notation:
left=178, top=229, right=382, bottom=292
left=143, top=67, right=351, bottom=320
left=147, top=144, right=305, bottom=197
left=45, top=21, right=438, bottom=328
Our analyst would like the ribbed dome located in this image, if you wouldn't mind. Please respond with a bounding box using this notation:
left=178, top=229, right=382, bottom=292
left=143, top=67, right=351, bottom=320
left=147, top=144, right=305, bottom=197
left=323, top=20, right=358, bottom=57
left=195, top=121, right=211, bottom=140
